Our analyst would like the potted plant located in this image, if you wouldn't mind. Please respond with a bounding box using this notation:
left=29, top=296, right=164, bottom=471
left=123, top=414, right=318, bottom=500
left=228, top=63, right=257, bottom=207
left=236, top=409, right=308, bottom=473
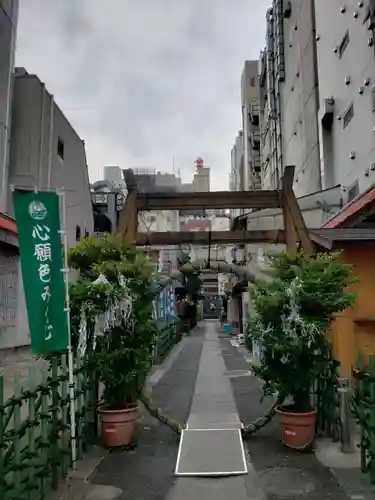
left=95, top=307, right=157, bottom=447
left=249, top=251, right=356, bottom=449
left=69, top=236, right=158, bottom=447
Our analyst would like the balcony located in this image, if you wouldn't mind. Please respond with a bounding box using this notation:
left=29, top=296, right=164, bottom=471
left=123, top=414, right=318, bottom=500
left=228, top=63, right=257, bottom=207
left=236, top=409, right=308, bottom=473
left=250, top=130, right=261, bottom=151
left=252, top=155, right=261, bottom=173
left=249, top=104, right=260, bottom=125
left=232, top=245, right=246, bottom=266
left=252, top=173, right=262, bottom=191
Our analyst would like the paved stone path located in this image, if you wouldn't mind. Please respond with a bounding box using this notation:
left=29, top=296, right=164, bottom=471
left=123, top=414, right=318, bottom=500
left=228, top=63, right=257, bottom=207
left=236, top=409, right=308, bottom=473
left=167, top=321, right=259, bottom=499
left=69, top=321, right=367, bottom=499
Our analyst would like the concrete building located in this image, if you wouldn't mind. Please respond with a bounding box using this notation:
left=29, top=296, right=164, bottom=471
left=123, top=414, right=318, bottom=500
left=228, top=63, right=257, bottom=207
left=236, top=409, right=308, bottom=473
left=132, top=167, right=194, bottom=195
left=104, top=165, right=126, bottom=191
left=0, top=0, right=20, bottom=350
left=8, top=68, right=93, bottom=248
left=91, top=180, right=126, bottom=235
left=192, top=157, right=210, bottom=192
left=241, top=61, right=261, bottom=191
left=230, top=131, right=245, bottom=220
left=315, top=0, right=375, bottom=202
left=259, top=1, right=321, bottom=197
left=132, top=168, right=184, bottom=273
left=0, top=0, right=18, bottom=213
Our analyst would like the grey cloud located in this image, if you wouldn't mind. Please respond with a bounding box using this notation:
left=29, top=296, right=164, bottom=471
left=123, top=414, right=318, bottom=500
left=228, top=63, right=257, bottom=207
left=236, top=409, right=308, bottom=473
left=16, top=0, right=270, bottom=189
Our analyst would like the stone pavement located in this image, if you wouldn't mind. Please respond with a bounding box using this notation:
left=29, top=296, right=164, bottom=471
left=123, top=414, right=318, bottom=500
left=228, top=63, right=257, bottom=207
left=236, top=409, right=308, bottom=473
left=52, top=321, right=375, bottom=499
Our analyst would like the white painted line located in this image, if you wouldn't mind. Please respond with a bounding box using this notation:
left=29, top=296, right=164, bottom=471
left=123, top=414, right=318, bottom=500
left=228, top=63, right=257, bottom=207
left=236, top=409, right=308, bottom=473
left=175, top=429, right=247, bottom=476
left=185, top=424, right=244, bottom=430
left=174, top=428, right=185, bottom=476
left=239, top=429, right=248, bottom=474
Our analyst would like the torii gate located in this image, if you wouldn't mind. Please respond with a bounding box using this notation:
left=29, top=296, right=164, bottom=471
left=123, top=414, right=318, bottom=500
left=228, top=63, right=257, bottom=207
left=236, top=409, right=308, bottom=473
left=117, top=165, right=314, bottom=255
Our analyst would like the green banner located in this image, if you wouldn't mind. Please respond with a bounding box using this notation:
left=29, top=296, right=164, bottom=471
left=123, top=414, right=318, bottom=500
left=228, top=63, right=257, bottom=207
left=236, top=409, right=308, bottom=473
left=13, top=190, right=69, bottom=355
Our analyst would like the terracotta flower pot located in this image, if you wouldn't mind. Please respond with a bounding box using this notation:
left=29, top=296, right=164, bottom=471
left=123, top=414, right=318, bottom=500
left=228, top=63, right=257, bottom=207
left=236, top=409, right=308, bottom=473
left=99, top=405, right=138, bottom=447
left=275, top=406, right=317, bottom=450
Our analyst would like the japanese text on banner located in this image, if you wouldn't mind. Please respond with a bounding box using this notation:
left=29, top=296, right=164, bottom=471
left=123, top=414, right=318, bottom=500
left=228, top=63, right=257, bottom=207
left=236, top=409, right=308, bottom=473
left=13, top=191, right=69, bottom=355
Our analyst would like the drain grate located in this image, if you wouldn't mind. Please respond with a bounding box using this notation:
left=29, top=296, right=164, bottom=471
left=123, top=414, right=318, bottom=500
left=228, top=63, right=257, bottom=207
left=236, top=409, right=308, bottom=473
left=175, top=429, right=247, bottom=476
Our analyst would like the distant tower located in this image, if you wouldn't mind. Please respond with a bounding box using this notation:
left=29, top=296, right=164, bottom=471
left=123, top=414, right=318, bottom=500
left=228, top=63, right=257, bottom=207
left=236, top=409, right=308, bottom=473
left=195, top=157, right=204, bottom=170
left=193, top=157, right=210, bottom=192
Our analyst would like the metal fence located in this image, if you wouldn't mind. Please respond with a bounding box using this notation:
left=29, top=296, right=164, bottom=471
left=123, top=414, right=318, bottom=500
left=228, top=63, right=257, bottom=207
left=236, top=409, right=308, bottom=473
left=0, top=317, right=184, bottom=499
left=154, top=322, right=182, bottom=364
left=0, top=351, right=97, bottom=500
left=352, top=354, right=375, bottom=484
left=312, top=364, right=341, bottom=442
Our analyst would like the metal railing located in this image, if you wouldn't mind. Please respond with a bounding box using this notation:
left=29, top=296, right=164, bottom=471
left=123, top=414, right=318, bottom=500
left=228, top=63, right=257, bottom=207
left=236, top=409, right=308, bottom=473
left=0, top=351, right=97, bottom=500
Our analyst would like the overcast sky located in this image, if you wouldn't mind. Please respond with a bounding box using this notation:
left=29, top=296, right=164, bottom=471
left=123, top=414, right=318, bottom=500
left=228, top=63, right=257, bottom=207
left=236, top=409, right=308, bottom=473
left=16, top=0, right=269, bottom=190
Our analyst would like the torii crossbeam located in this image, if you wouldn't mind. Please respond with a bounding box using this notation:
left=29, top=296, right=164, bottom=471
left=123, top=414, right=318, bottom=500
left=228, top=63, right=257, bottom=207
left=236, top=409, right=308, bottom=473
left=117, top=165, right=314, bottom=254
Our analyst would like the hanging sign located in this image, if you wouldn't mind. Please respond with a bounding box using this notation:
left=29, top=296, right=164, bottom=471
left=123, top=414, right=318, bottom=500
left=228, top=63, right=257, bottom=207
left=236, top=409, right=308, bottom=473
left=168, top=284, right=176, bottom=318
left=158, top=289, right=165, bottom=321
left=13, top=190, right=69, bottom=355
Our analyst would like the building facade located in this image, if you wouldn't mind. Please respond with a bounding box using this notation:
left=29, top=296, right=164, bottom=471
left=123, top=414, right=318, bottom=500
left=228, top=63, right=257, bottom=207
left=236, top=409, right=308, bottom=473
left=91, top=180, right=126, bottom=235
left=315, top=0, right=375, bottom=202
left=0, top=0, right=18, bottom=213
left=8, top=69, right=93, bottom=247
left=104, top=165, right=126, bottom=191
left=241, top=61, right=261, bottom=191
left=192, top=157, right=210, bottom=192
left=230, top=131, right=244, bottom=219
left=259, top=1, right=321, bottom=197
left=132, top=168, right=183, bottom=273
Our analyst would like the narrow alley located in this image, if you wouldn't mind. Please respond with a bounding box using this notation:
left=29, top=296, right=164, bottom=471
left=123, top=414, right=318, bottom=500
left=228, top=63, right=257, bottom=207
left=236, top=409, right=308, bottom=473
left=53, top=321, right=373, bottom=500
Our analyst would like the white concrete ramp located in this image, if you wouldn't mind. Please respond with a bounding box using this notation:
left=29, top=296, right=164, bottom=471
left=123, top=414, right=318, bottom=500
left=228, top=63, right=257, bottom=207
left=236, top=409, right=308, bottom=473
left=174, top=323, right=247, bottom=477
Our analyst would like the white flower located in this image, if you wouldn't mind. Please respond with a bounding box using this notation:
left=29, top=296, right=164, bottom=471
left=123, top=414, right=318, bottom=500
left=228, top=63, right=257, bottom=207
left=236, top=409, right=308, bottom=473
left=92, top=273, right=109, bottom=285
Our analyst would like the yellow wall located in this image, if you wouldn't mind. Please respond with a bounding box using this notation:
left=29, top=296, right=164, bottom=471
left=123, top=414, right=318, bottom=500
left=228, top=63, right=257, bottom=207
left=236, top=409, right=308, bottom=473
left=330, top=244, right=375, bottom=377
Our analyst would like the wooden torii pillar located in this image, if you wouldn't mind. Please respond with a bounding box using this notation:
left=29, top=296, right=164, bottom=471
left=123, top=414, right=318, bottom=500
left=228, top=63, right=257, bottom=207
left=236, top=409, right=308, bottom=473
left=117, top=165, right=314, bottom=255
left=281, top=165, right=314, bottom=254
left=117, top=169, right=139, bottom=242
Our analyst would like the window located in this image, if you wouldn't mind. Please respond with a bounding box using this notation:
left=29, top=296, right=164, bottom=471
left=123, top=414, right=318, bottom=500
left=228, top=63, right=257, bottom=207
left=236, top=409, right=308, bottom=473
left=57, top=138, right=65, bottom=160
left=75, top=225, right=81, bottom=241
left=343, top=103, right=354, bottom=128
left=348, top=181, right=359, bottom=202
left=338, top=30, right=349, bottom=58
left=250, top=77, right=255, bottom=87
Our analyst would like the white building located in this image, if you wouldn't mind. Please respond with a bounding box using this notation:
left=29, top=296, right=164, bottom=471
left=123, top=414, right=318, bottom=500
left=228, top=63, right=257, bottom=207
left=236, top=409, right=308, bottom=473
left=315, top=0, right=375, bottom=201
left=104, top=165, right=126, bottom=191
left=0, top=0, right=18, bottom=212
left=8, top=69, right=93, bottom=248
left=241, top=61, right=261, bottom=191
left=259, top=1, right=321, bottom=197
left=230, top=131, right=244, bottom=219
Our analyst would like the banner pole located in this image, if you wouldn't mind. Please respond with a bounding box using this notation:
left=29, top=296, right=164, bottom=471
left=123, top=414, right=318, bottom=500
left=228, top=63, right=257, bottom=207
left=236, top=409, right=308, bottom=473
left=58, top=189, right=77, bottom=469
